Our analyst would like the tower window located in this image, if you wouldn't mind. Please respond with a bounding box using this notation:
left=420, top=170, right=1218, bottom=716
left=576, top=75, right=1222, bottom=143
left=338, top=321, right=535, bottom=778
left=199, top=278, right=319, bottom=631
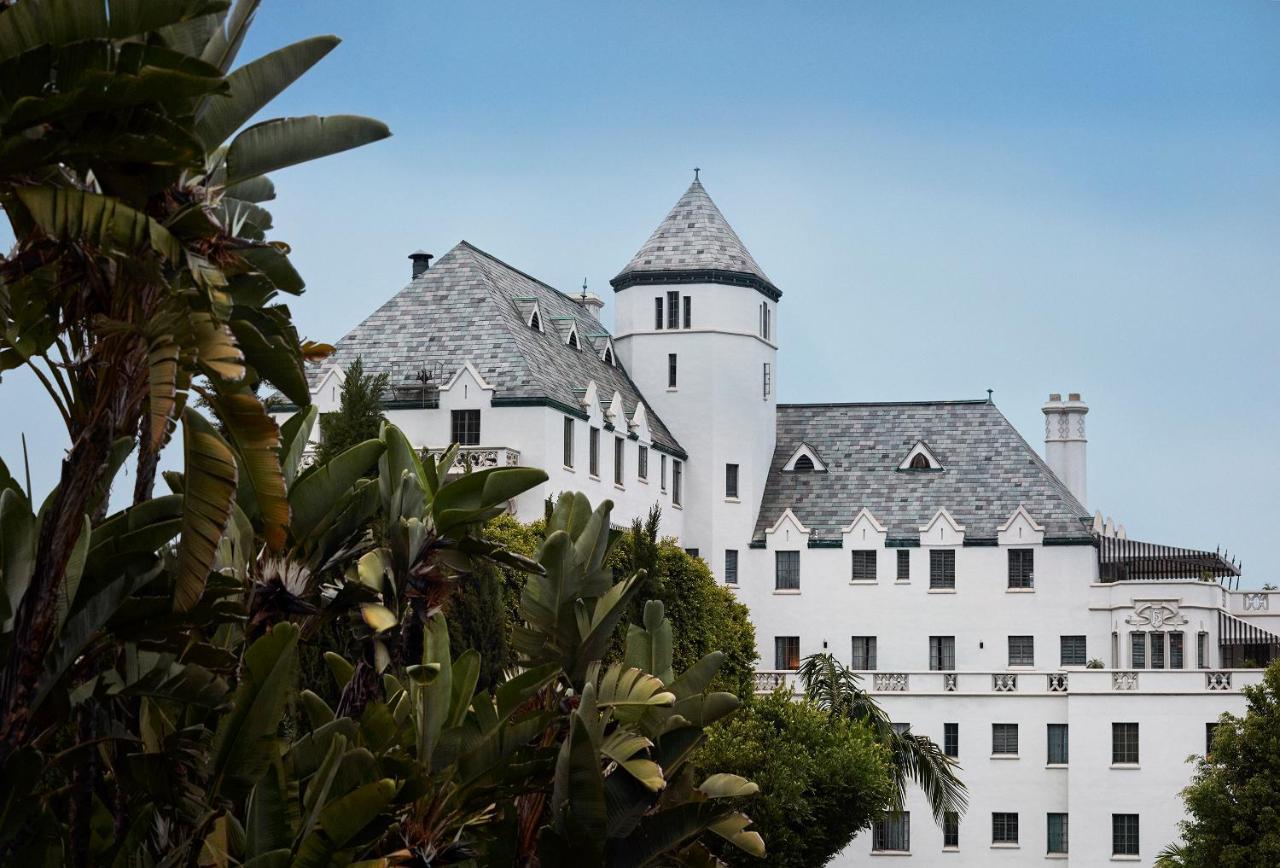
left=762, top=362, right=771, bottom=399
left=450, top=409, right=480, bottom=446
left=724, top=549, right=738, bottom=585
left=654, top=297, right=663, bottom=330
left=672, top=460, right=683, bottom=506
left=682, top=295, right=691, bottom=329
left=589, top=427, right=600, bottom=477
left=562, top=417, right=574, bottom=468
left=613, top=437, right=624, bottom=486
left=897, top=549, right=911, bottom=581
left=660, top=454, right=668, bottom=492
left=792, top=454, right=814, bottom=472
left=666, top=290, right=679, bottom=329
left=668, top=353, right=677, bottom=388
left=725, top=463, right=739, bottom=499
left=638, top=445, right=648, bottom=480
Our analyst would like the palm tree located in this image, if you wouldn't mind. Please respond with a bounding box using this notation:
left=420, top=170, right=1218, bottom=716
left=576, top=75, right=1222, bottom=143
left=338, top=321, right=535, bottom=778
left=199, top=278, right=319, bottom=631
left=798, top=652, right=967, bottom=824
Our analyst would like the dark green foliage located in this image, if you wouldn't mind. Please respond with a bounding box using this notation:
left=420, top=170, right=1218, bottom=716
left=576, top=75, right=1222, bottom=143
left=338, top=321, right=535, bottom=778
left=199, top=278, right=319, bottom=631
left=696, top=690, right=894, bottom=867
left=1163, top=661, right=1280, bottom=867
left=317, top=357, right=389, bottom=465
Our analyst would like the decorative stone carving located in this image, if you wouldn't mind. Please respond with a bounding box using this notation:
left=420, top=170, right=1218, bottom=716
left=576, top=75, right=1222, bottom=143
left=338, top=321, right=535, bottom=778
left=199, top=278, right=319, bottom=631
left=1112, top=671, right=1139, bottom=691
left=1125, top=600, right=1188, bottom=630
left=943, top=673, right=958, bottom=692
left=1244, top=593, right=1269, bottom=612
left=1205, top=672, right=1232, bottom=691
left=424, top=446, right=522, bottom=470
left=1047, top=673, right=1069, bottom=692
left=992, top=673, right=1018, bottom=692
left=873, top=673, right=910, bottom=692
left=753, top=672, right=785, bottom=693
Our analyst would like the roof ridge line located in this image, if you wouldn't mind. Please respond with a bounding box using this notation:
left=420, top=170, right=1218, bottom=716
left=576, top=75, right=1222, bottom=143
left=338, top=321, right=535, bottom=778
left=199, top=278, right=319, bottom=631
left=459, top=240, right=594, bottom=307
left=778, top=399, right=991, bottom=408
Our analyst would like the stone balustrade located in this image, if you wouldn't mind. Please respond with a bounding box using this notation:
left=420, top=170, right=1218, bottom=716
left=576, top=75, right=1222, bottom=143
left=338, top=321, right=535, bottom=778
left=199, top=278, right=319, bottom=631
left=747, top=668, right=1265, bottom=696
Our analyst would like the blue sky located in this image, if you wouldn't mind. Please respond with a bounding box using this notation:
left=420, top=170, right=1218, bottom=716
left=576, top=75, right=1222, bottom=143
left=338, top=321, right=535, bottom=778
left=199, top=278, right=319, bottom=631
left=3, top=2, right=1277, bottom=582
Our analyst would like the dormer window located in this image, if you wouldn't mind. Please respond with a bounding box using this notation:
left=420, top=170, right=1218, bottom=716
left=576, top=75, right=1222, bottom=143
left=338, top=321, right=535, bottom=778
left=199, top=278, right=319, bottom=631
left=910, top=453, right=930, bottom=470
left=529, top=309, right=541, bottom=330
left=793, top=454, right=815, bottom=472
left=899, top=440, right=943, bottom=472
left=568, top=330, right=579, bottom=350
left=783, top=443, right=827, bottom=473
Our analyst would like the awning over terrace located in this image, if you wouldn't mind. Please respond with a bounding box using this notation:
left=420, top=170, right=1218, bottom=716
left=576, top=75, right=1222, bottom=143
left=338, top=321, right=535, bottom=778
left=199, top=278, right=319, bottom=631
left=1219, top=611, right=1280, bottom=647
left=1098, top=535, right=1240, bottom=583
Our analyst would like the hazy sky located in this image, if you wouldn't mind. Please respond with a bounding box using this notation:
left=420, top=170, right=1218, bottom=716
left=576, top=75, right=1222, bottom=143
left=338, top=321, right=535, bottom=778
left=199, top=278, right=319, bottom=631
left=3, top=2, right=1277, bottom=583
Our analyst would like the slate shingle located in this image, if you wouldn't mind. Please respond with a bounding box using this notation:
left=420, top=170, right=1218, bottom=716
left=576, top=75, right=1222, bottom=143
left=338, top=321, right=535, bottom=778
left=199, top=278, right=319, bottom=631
left=753, top=401, right=1092, bottom=542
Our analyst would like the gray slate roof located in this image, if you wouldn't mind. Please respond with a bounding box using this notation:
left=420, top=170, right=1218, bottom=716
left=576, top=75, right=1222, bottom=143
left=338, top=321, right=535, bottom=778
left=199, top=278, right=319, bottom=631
left=613, top=179, right=775, bottom=290
left=314, top=241, right=684, bottom=455
left=753, top=401, right=1093, bottom=542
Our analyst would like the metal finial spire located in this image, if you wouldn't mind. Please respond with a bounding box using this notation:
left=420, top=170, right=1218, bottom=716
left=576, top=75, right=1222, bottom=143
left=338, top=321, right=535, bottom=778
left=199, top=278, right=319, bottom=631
left=693, top=167, right=700, bottom=182
left=580, top=277, right=588, bottom=301
left=986, top=388, right=994, bottom=404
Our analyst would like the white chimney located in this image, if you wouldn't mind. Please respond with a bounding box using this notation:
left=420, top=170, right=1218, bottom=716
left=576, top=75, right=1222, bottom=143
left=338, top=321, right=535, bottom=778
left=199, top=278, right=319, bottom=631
left=1042, top=392, right=1088, bottom=507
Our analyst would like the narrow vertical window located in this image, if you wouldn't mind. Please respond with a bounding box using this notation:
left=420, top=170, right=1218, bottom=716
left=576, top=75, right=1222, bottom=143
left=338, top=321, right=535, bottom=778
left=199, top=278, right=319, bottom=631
left=660, top=454, right=668, bottom=492
left=775, top=550, right=800, bottom=590
left=1047, top=724, right=1069, bottom=764
left=725, top=463, right=739, bottom=498
left=724, top=549, right=738, bottom=585
left=450, top=409, right=481, bottom=446
left=654, top=296, right=663, bottom=330
left=897, top=549, right=910, bottom=581
left=1197, top=631, right=1209, bottom=669
left=589, top=427, right=600, bottom=477
left=613, top=438, right=624, bottom=486
left=762, top=362, right=771, bottom=399
left=929, top=636, right=955, bottom=671
left=1047, top=814, right=1069, bottom=855
left=562, top=417, right=575, bottom=468
left=943, top=812, right=959, bottom=849
left=851, top=636, right=877, bottom=670
left=774, top=636, right=800, bottom=670
left=666, top=290, right=679, bottom=329
left=1169, top=632, right=1184, bottom=669
left=1130, top=632, right=1146, bottom=669
left=764, top=304, right=771, bottom=340
left=1150, top=632, right=1165, bottom=669
left=1205, top=722, right=1218, bottom=756
left=944, top=722, right=959, bottom=758
left=682, top=295, right=691, bottom=328
left=637, top=445, right=648, bottom=480
left=930, top=549, right=955, bottom=589
left=668, top=353, right=677, bottom=388
left=672, top=460, right=682, bottom=506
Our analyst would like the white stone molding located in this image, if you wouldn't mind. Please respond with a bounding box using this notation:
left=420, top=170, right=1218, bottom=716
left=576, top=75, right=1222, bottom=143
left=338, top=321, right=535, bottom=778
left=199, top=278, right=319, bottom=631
left=1124, top=600, right=1188, bottom=630
left=782, top=442, right=827, bottom=472
left=1047, top=673, right=1069, bottom=692
left=1206, top=672, right=1233, bottom=691
left=842, top=508, right=888, bottom=548
left=996, top=505, right=1046, bottom=546
left=874, top=673, right=910, bottom=692
left=764, top=508, right=811, bottom=548
left=1244, top=593, right=1268, bottom=611
left=1112, top=672, right=1139, bottom=690
left=920, top=508, right=966, bottom=547
left=943, top=673, right=958, bottom=692
left=992, top=673, right=1019, bottom=692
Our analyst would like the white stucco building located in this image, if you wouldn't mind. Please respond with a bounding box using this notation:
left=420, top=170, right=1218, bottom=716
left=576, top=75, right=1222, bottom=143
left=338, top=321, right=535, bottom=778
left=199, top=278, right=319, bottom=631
left=292, top=175, right=1279, bottom=866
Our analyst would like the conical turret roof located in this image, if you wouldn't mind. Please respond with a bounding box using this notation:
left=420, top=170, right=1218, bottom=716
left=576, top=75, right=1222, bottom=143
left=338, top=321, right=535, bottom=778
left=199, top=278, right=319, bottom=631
left=611, top=177, right=780, bottom=299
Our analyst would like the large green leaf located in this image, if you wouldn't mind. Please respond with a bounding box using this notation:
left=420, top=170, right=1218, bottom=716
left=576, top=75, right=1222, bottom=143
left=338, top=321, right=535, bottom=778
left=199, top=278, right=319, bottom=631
left=222, top=114, right=390, bottom=185
left=432, top=465, right=549, bottom=534
left=209, top=622, right=300, bottom=802
left=278, top=405, right=317, bottom=487
left=290, top=778, right=397, bottom=868
left=0, top=487, right=35, bottom=629
left=14, top=186, right=181, bottom=262
left=200, top=0, right=258, bottom=73
left=196, top=35, right=339, bottom=148
left=288, top=439, right=383, bottom=542
left=174, top=408, right=238, bottom=612
left=0, top=0, right=228, bottom=62
left=204, top=388, right=288, bottom=550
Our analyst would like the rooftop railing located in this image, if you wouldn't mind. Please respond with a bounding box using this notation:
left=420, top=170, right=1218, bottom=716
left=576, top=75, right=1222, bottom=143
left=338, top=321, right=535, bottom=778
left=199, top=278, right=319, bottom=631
left=751, top=668, right=1264, bottom=697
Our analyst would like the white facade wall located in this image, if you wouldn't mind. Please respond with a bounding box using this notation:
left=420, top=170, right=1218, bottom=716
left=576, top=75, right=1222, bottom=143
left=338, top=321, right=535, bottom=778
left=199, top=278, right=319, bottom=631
left=613, top=281, right=777, bottom=576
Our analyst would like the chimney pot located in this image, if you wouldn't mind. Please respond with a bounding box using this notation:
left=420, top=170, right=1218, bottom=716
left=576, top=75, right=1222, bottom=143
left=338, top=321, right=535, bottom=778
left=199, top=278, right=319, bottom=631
left=409, top=250, right=434, bottom=278
left=1048, top=393, right=1062, bottom=402
left=1068, top=392, right=1081, bottom=401
left=1042, top=390, right=1089, bottom=507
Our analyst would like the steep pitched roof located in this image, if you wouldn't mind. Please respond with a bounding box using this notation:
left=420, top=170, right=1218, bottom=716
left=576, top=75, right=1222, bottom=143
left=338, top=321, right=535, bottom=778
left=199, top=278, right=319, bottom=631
left=753, top=400, right=1092, bottom=542
left=611, top=178, right=780, bottom=299
left=313, top=241, right=684, bottom=455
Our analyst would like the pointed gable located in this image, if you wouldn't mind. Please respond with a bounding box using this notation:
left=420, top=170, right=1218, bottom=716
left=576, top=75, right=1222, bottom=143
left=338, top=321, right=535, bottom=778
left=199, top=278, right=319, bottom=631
left=611, top=177, right=781, bottom=300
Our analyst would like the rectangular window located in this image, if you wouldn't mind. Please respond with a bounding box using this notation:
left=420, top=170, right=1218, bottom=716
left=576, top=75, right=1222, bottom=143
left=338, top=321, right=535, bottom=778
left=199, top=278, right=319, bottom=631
left=872, top=812, right=910, bottom=853
left=897, top=549, right=911, bottom=581
left=1112, top=722, right=1139, bottom=764
left=654, top=296, right=663, bottom=330
left=1047, top=813, right=1068, bottom=855
left=944, top=722, right=959, bottom=758
left=891, top=722, right=911, bottom=736
left=991, top=812, right=1019, bottom=845
left=1150, top=631, right=1165, bottom=669
left=1008, top=548, right=1034, bottom=588
left=762, top=362, right=771, bottom=399
left=851, top=636, right=877, bottom=671
left=682, top=295, right=691, bottom=329
left=638, top=445, right=648, bottom=480
left=666, top=290, right=679, bottom=329
left=613, top=438, right=624, bottom=486
left=450, top=409, right=481, bottom=446
left=850, top=550, right=877, bottom=581
left=1047, top=724, right=1069, bottom=764
left=1008, top=635, right=1035, bottom=667
left=1060, top=635, right=1087, bottom=666
left=685, top=548, right=700, bottom=558
left=562, top=417, right=575, bottom=468
left=930, top=549, right=955, bottom=589
left=764, top=304, right=771, bottom=340
left=1170, top=631, right=1184, bottom=669
left=1112, top=814, right=1139, bottom=856
left=668, top=353, right=677, bottom=388
left=775, top=550, right=800, bottom=591
left=1206, top=722, right=1218, bottom=756
left=589, top=427, right=600, bottom=477
left=725, top=463, right=739, bottom=498
left=929, top=636, right=956, bottom=671
left=672, top=460, right=682, bottom=506
left=992, top=723, right=1019, bottom=756
left=1197, top=631, right=1209, bottom=669
left=1130, top=632, right=1146, bottom=669
left=943, top=811, right=959, bottom=849
left=724, top=549, right=738, bottom=585
left=774, top=636, right=800, bottom=670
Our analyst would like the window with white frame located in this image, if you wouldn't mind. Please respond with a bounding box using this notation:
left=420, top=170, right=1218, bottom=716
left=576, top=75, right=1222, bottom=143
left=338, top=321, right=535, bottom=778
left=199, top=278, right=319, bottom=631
left=1112, top=814, right=1139, bottom=856
left=1130, top=632, right=1146, bottom=669
left=1150, top=631, right=1165, bottom=669
left=1197, top=631, right=1209, bottom=669
left=991, top=812, right=1019, bottom=845
left=992, top=723, right=1019, bottom=756
left=1112, top=722, right=1139, bottom=764
left=775, top=550, right=800, bottom=591
left=1007, top=548, right=1034, bottom=588
left=450, top=409, right=481, bottom=446
left=724, top=549, right=738, bottom=585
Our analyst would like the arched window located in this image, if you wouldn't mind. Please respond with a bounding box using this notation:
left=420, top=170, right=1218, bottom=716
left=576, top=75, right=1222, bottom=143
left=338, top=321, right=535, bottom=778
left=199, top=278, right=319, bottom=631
left=910, top=453, right=932, bottom=470
left=529, top=310, right=541, bottom=330
left=793, top=454, right=815, bottom=472
left=602, top=345, right=614, bottom=365
left=568, top=331, right=579, bottom=350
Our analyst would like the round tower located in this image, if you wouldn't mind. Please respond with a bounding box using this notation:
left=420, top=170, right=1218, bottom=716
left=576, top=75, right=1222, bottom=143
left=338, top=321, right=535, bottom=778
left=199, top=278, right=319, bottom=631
left=610, top=173, right=780, bottom=579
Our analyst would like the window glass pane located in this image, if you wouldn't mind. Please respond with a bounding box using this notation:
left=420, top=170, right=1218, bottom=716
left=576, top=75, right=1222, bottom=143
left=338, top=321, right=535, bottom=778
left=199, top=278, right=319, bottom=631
left=992, top=723, right=1018, bottom=755
left=851, top=550, right=877, bottom=580
left=562, top=417, right=574, bottom=468
left=1060, top=635, right=1086, bottom=666
left=724, top=550, right=738, bottom=585
left=1047, top=724, right=1069, bottom=764
left=1130, top=632, right=1146, bottom=668
left=1150, top=631, right=1165, bottom=669
left=672, top=461, right=682, bottom=505
left=654, top=297, right=663, bottom=330
left=1170, top=632, right=1184, bottom=669
left=930, top=636, right=955, bottom=671
left=1197, top=632, right=1208, bottom=669
left=943, top=812, right=959, bottom=848
left=667, top=353, right=677, bottom=388
left=775, top=551, right=800, bottom=590
left=872, top=812, right=910, bottom=852
left=660, top=454, right=667, bottom=491
left=450, top=409, right=481, bottom=446
left=897, top=549, right=911, bottom=580
left=1112, top=723, right=1139, bottom=764
left=930, top=549, right=955, bottom=588
left=1112, top=814, right=1139, bottom=856
left=726, top=463, right=739, bottom=498
left=1008, top=548, right=1034, bottom=588
left=944, top=723, right=959, bottom=758
left=851, top=636, right=877, bottom=670
left=1047, top=813, right=1069, bottom=854
left=589, top=427, right=600, bottom=476
left=1008, top=636, right=1034, bottom=666
left=638, top=445, right=648, bottom=480
left=774, top=636, right=799, bottom=670
left=682, top=295, right=691, bottom=328
left=666, top=290, right=679, bottom=329
left=614, top=438, right=624, bottom=486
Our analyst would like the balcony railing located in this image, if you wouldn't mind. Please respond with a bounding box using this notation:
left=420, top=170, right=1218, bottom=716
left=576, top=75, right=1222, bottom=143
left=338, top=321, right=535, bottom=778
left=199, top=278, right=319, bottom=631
left=424, top=445, right=522, bottom=470
left=750, top=668, right=1264, bottom=696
